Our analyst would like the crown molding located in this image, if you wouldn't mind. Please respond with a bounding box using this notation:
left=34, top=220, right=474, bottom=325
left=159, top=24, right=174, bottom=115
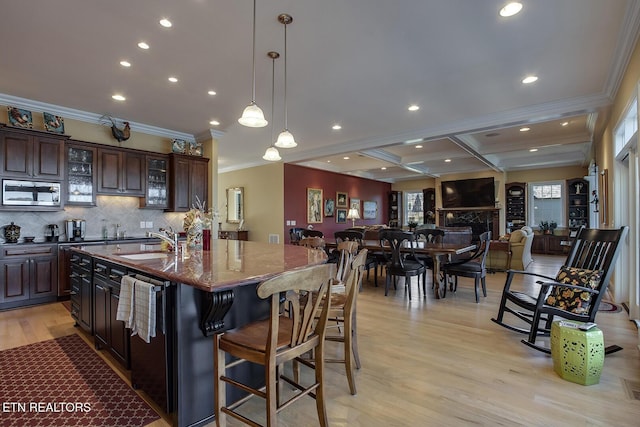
left=0, top=93, right=196, bottom=142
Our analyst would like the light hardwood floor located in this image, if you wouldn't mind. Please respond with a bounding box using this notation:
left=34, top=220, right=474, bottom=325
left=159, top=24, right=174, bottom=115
left=1, top=254, right=639, bottom=426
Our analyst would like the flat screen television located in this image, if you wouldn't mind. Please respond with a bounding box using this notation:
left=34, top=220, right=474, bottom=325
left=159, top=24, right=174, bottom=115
left=441, top=177, right=495, bottom=208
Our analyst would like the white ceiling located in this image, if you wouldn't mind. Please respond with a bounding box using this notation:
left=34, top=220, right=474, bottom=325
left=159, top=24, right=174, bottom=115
left=2, top=1, right=640, bottom=182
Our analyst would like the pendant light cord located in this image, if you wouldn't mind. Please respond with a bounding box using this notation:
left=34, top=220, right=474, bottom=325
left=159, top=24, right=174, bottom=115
left=251, top=0, right=257, bottom=102
left=283, top=21, right=288, bottom=130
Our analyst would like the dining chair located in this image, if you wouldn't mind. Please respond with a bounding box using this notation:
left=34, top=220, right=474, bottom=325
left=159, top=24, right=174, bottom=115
left=289, top=227, right=305, bottom=245
left=441, top=231, right=491, bottom=302
left=412, top=228, right=446, bottom=288
left=214, top=263, right=334, bottom=427
left=378, top=229, right=426, bottom=300
left=300, top=236, right=326, bottom=250
left=310, top=248, right=368, bottom=395
left=301, top=229, right=324, bottom=238
left=333, top=240, right=360, bottom=290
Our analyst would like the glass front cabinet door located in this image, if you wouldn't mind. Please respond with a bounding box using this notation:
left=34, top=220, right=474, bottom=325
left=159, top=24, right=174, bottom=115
left=66, top=143, right=96, bottom=206
left=140, top=155, right=168, bottom=209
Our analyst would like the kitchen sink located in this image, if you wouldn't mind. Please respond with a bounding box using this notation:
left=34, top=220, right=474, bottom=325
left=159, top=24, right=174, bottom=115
left=119, top=252, right=169, bottom=260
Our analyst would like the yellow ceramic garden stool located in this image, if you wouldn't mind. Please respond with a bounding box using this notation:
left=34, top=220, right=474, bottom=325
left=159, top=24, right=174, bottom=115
left=550, top=321, right=605, bottom=385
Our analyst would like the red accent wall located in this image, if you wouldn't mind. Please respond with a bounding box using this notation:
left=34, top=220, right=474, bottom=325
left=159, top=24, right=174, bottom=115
left=284, top=164, right=392, bottom=243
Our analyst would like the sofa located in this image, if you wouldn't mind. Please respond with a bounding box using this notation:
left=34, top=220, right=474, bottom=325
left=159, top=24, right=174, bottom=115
left=487, top=226, right=534, bottom=271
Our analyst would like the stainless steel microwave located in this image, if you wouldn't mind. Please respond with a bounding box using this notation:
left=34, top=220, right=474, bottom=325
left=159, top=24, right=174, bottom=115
left=2, top=179, right=61, bottom=207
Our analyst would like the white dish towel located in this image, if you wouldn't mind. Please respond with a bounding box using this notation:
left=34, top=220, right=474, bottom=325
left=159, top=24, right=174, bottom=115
left=116, top=276, right=135, bottom=329
left=133, top=279, right=157, bottom=344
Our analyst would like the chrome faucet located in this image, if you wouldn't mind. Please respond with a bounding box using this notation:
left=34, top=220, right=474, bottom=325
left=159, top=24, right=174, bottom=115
left=146, top=228, right=178, bottom=254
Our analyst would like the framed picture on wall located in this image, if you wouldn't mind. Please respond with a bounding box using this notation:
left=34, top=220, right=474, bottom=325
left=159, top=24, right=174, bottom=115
left=324, top=199, right=335, bottom=217
left=350, top=197, right=360, bottom=213
left=336, top=208, right=347, bottom=223
left=307, top=188, right=323, bottom=223
left=336, top=192, right=348, bottom=208
left=363, top=200, right=377, bottom=219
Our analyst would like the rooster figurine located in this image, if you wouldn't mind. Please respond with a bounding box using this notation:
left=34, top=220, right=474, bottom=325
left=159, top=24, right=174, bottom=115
left=100, top=115, right=131, bottom=143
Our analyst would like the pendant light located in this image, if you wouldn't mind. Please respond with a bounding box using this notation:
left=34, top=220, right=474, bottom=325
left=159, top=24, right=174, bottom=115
left=275, top=13, right=297, bottom=148
left=238, top=0, right=268, bottom=127
left=263, top=51, right=282, bottom=161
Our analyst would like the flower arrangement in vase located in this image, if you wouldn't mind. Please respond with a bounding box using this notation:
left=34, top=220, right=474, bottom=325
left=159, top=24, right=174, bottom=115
left=183, top=196, right=212, bottom=249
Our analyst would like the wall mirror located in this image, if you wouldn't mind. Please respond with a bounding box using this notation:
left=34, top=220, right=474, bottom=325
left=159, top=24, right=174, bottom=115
left=227, top=187, right=244, bottom=223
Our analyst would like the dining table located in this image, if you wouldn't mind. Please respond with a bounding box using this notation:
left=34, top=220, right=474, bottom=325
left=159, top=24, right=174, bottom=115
left=324, top=238, right=476, bottom=299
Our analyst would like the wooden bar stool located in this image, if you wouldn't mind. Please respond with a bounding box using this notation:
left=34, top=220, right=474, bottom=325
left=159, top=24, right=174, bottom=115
left=214, top=264, right=334, bottom=427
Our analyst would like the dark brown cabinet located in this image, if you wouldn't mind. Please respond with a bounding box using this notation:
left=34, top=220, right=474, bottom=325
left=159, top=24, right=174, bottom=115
left=168, top=153, right=209, bottom=212
left=66, top=142, right=97, bottom=205
left=423, top=188, right=436, bottom=224
left=0, top=244, right=58, bottom=310
left=0, top=125, right=67, bottom=180
left=218, top=230, right=249, bottom=240
left=97, top=147, right=145, bottom=196
left=505, top=182, right=526, bottom=231
left=69, top=251, right=92, bottom=333
left=93, top=259, right=130, bottom=368
left=140, top=154, right=169, bottom=209
left=567, top=178, right=589, bottom=229
left=388, top=191, right=402, bottom=227
left=531, top=234, right=568, bottom=255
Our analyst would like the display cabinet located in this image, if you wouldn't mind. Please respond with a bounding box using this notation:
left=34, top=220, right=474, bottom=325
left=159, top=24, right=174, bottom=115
left=423, top=188, right=436, bottom=224
left=567, top=178, right=589, bottom=229
left=505, top=182, right=526, bottom=231
left=66, top=142, right=96, bottom=205
left=388, top=191, right=402, bottom=227
left=140, top=154, right=169, bottom=209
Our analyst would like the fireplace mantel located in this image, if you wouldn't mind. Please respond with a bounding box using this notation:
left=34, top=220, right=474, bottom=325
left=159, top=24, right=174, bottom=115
left=438, top=208, right=500, bottom=241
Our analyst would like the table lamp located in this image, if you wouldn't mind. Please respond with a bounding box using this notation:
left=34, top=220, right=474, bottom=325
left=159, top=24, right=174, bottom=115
left=347, top=208, right=360, bottom=227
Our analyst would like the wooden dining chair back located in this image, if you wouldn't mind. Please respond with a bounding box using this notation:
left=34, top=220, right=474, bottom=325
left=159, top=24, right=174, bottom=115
left=413, top=228, right=446, bottom=286
left=441, top=231, right=491, bottom=302
left=289, top=228, right=305, bottom=245
left=214, top=263, right=334, bottom=427
left=333, top=241, right=360, bottom=289
left=324, top=248, right=368, bottom=395
left=491, top=226, right=628, bottom=353
left=379, top=229, right=426, bottom=300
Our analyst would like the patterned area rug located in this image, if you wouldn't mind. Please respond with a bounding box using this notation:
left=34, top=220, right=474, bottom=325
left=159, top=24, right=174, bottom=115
left=0, top=334, right=160, bottom=426
left=599, top=301, right=622, bottom=313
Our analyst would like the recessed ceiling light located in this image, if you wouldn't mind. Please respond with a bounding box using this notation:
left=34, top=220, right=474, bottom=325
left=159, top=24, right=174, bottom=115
left=561, top=121, right=569, bottom=127
left=343, top=156, right=350, bottom=160
left=112, top=94, right=126, bottom=101
left=119, top=60, right=131, bottom=67
left=381, top=167, right=387, bottom=170
left=522, top=75, right=538, bottom=84
left=168, top=76, right=178, bottom=83
left=137, top=41, right=150, bottom=50
left=529, top=148, right=539, bottom=152
left=499, top=2, right=523, bottom=17
left=208, top=90, right=217, bottom=96
left=159, top=18, right=172, bottom=28
left=444, top=159, right=452, bottom=163
left=408, top=105, right=420, bottom=112
left=520, top=127, right=530, bottom=132
left=332, top=124, right=342, bottom=130
left=209, top=120, right=220, bottom=126
left=415, top=145, right=423, bottom=149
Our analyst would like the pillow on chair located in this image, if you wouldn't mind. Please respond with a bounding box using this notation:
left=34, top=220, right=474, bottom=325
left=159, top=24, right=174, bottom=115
left=545, top=266, right=602, bottom=314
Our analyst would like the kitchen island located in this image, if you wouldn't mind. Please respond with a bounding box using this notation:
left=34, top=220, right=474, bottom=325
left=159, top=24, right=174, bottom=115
left=71, top=239, right=327, bottom=427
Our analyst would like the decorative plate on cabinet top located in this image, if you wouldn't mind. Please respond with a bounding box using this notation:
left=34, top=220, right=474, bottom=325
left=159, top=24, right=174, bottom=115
left=172, top=139, right=186, bottom=154
left=508, top=189, right=523, bottom=196
left=7, top=106, right=33, bottom=129
left=43, top=112, right=65, bottom=133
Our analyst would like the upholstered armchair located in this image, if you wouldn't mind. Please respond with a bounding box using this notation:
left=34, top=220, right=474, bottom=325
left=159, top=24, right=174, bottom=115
left=487, top=226, right=534, bottom=271
left=510, top=226, right=534, bottom=270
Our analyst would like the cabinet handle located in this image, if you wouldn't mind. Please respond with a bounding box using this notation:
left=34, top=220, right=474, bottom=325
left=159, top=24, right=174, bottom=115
left=69, top=291, right=77, bottom=295
left=95, top=285, right=106, bottom=291
left=94, top=267, right=104, bottom=273
left=109, top=274, right=119, bottom=281
left=70, top=272, right=78, bottom=278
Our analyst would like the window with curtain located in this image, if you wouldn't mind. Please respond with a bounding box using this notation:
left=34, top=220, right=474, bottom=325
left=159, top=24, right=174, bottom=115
left=404, top=190, right=424, bottom=225
left=529, top=181, right=564, bottom=229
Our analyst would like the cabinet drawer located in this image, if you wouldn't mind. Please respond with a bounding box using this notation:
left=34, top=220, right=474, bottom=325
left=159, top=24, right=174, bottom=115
left=1, top=245, right=55, bottom=258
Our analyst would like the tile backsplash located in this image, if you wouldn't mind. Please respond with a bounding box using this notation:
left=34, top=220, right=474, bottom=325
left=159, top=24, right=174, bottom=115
left=0, top=195, right=185, bottom=243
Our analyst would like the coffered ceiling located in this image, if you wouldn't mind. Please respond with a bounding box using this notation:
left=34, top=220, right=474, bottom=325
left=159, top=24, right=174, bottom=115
left=2, top=1, right=639, bottom=182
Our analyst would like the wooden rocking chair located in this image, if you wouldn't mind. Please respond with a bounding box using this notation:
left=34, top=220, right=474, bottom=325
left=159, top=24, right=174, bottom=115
left=491, top=226, right=628, bottom=354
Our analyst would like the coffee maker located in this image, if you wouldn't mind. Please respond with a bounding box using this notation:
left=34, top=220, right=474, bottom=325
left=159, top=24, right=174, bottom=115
left=45, top=224, right=59, bottom=242
left=65, top=219, right=86, bottom=241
